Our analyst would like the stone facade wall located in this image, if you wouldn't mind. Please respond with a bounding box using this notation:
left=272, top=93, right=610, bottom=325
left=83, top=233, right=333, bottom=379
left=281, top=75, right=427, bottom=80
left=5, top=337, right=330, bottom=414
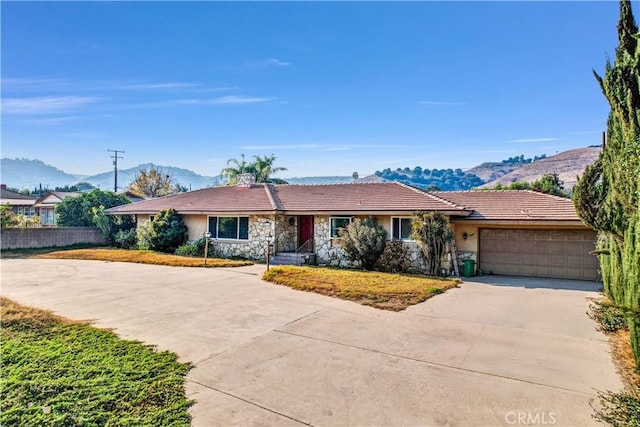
left=1, top=227, right=106, bottom=250
left=210, top=214, right=275, bottom=260
left=275, top=215, right=297, bottom=253
left=315, top=216, right=353, bottom=267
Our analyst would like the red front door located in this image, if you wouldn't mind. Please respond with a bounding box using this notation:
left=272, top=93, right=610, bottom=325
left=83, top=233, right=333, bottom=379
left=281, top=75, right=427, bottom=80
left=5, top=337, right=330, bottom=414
left=298, top=216, right=314, bottom=248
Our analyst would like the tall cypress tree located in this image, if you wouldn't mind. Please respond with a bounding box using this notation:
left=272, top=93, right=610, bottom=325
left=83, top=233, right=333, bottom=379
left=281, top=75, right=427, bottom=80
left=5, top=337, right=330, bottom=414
left=574, top=0, right=640, bottom=367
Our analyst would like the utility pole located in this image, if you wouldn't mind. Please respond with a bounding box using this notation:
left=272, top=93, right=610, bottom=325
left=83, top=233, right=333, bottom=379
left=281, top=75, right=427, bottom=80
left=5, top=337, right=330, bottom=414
left=108, top=149, right=125, bottom=192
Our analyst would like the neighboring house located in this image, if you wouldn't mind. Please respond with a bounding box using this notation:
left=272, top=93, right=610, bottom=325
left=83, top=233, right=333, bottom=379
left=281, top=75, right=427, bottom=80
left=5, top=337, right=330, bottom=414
left=34, top=191, right=80, bottom=226
left=0, top=184, right=37, bottom=217
left=106, top=175, right=598, bottom=281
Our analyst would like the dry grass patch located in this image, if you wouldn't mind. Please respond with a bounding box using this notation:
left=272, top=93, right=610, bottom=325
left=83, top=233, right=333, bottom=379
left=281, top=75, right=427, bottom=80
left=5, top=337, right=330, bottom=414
left=263, top=266, right=459, bottom=311
left=35, top=248, right=253, bottom=268
left=610, top=328, right=640, bottom=391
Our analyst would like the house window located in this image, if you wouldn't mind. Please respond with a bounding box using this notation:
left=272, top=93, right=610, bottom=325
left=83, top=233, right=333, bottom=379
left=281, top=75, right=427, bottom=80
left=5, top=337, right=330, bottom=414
left=330, top=217, right=353, bottom=238
left=208, top=216, right=249, bottom=240
left=392, top=217, right=413, bottom=240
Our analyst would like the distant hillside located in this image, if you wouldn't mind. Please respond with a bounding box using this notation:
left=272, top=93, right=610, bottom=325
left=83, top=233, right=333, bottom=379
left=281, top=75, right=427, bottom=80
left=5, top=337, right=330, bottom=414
left=374, top=167, right=484, bottom=191
left=482, top=147, right=601, bottom=189
left=466, top=154, right=547, bottom=182
left=285, top=176, right=353, bottom=185
left=0, top=158, right=80, bottom=190
left=2, top=147, right=601, bottom=193
left=83, top=163, right=223, bottom=190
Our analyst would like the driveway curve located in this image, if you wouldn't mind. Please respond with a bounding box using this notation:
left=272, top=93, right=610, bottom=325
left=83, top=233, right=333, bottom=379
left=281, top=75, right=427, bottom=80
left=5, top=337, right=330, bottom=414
left=1, top=259, right=621, bottom=426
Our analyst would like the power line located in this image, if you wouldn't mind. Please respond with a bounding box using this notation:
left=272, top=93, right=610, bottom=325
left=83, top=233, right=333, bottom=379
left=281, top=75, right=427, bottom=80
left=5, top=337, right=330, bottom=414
left=107, top=149, right=125, bottom=192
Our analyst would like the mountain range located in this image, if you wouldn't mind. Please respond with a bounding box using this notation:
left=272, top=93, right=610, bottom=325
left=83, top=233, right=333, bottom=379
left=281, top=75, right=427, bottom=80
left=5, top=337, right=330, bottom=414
left=1, top=146, right=600, bottom=193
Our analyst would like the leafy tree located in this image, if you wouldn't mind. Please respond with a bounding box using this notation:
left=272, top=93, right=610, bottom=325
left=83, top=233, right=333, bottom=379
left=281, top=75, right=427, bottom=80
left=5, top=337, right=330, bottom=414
left=56, top=190, right=130, bottom=227
left=128, top=167, right=179, bottom=198
left=574, top=0, right=640, bottom=368
left=1, top=204, right=18, bottom=228
left=411, top=211, right=453, bottom=276
left=222, top=154, right=288, bottom=184
left=146, top=209, right=188, bottom=253
left=221, top=154, right=254, bottom=185
left=253, top=154, right=288, bottom=183
left=339, top=216, right=388, bottom=271
left=91, top=206, right=136, bottom=246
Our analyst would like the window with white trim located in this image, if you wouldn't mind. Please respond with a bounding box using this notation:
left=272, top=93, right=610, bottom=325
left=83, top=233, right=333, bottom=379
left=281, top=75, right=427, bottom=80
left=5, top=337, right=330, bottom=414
left=391, top=217, right=413, bottom=240
left=330, top=217, right=353, bottom=238
left=208, top=216, right=249, bottom=240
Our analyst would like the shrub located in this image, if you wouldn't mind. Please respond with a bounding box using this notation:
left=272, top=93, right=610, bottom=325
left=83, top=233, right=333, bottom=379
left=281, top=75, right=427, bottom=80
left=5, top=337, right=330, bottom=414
left=114, top=228, right=137, bottom=249
left=377, top=240, right=411, bottom=273
left=339, top=216, right=387, bottom=271
left=411, top=211, right=453, bottom=276
left=136, top=220, right=154, bottom=250
left=592, top=390, right=640, bottom=427
left=174, top=242, right=200, bottom=257
left=175, top=237, right=214, bottom=257
left=589, top=301, right=628, bottom=333
left=92, top=206, right=136, bottom=246
left=148, top=209, right=188, bottom=253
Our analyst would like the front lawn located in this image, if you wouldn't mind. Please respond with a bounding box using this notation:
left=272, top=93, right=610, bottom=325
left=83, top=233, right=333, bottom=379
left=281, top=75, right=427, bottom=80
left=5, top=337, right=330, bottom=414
left=263, top=266, right=459, bottom=311
left=35, top=248, right=253, bottom=268
left=0, top=297, right=192, bottom=426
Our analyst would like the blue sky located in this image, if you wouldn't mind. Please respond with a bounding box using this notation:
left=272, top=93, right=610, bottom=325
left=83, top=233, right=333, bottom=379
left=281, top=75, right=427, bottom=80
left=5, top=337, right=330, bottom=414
left=0, top=1, right=626, bottom=178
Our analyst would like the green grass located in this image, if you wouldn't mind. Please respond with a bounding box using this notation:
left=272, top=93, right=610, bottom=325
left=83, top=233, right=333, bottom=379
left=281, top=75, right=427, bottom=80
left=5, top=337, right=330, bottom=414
left=0, top=297, right=192, bottom=426
left=263, top=266, right=459, bottom=311
left=33, top=248, right=253, bottom=268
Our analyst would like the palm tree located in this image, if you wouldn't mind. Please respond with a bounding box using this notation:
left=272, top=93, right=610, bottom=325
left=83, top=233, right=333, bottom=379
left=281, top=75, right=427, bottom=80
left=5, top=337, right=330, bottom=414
left=252, top=154, right=288, bottom=183
left=221, top=154, right=255, bottom=185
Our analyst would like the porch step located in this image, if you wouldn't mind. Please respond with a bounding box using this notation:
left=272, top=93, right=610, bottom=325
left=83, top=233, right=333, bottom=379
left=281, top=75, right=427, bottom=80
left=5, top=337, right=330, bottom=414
left=270, top=252, right=313, bottom=266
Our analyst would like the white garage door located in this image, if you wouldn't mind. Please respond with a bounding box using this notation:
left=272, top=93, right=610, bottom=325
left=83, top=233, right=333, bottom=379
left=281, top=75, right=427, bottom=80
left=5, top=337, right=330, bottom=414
left=479, top=228, right=599, bottom=281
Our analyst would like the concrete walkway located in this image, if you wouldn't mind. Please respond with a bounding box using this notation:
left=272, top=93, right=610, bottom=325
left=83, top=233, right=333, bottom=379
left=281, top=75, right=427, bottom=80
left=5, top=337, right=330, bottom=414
left=0, top=259, right=621, bottom=426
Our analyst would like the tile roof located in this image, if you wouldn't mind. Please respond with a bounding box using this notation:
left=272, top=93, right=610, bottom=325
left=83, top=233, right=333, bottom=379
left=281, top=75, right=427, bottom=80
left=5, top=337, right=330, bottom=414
left=106, top=185, right=276, bottom=214
left=106, top=182, right=469, bottom=215
left=105, top=184, right=583, bottom=223
left=270, top=182, right=467, bottom=213
left=435, top=190, right=582, bottom=221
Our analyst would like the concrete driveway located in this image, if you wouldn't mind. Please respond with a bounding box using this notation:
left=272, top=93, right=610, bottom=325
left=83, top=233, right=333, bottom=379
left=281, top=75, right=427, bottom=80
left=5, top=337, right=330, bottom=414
left=1, top=259, right=621, bottom=426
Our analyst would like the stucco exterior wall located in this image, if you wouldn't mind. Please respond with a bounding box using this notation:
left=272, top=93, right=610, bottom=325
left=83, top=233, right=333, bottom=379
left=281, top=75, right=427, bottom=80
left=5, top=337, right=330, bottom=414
left=184, top=215, right=207, bottom=241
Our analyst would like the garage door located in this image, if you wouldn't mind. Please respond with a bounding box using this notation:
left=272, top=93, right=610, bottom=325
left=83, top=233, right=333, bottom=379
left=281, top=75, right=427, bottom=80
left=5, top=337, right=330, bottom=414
left=479, top=228, right=599, bottom=281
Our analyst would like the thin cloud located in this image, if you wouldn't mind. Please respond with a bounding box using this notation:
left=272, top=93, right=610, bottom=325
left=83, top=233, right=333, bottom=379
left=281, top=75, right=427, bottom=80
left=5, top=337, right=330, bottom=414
left=176, top=96, right=275, bottom=105
left=265, top=58, right=291, bottom=67
left=2, top=96, right=101, bottom=114
left=199, top=86, right=239, bottom=93
left=119, top=82, right=201, bottom=90
left=506, top=137, right=560, bottom=143
left=419, top=100, right=466, bottom=106
left=20, top=116, right=80, bottom=126
left=2, top=77, right=68, bottom=91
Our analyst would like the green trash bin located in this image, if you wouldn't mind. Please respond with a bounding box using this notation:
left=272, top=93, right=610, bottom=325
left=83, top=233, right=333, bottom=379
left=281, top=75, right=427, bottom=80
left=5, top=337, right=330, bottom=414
left=462, top=259, right=476, bottom=277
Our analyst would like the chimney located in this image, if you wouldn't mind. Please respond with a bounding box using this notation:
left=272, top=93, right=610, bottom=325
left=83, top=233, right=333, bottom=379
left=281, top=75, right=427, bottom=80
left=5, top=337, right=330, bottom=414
left=236, top=173, right=257, bottom=188
left=0, top=184, right=6, bottom=190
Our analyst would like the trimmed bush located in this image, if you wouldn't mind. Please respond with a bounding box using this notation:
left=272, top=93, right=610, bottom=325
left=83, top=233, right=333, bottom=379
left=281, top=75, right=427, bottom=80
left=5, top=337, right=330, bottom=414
left=114, top=228, right=137, bottom=249
left=175, top=237, right=214, bottom=257
left=339, top=216, right=387, bottom=271
left=377, top=240, right=411, bottom=273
